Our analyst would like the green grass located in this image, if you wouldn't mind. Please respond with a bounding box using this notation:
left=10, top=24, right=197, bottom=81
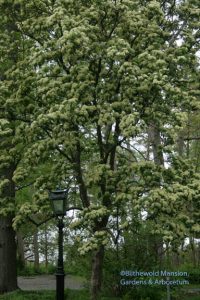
left=1, top=289, right=199, bottom=300
left=0, top=290, right=55, bottom=300
left=0, top=290, right=89, bottom=300
left=184, top=297, right=200, bottom=300
left=0, top=290, right=121, bottom=300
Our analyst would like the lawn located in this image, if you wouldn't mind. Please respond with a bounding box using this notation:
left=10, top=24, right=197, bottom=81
left=0, top=290, right=120, bottom=300
left=0, top=290, right=89, bottom=300
left=0, top=288, right=199, bottom=300
left=184, top=297, right=200, bottom=300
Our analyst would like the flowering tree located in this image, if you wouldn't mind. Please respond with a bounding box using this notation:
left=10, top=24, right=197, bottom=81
left=0, top=0, right=199, bottom=298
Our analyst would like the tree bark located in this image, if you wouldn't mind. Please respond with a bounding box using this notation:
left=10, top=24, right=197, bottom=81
left=189, top=236, right=197, bottom=267
left=44, top=225, right=48, bottom=270
left=148, top=123, right=164, bottom=265
left=0, top=163, right=18, bottom=294
left=148, top=123, right=164, bottom=166
left=33, top=230, right=40, bottom=272
left=90, top=245, right=104, bottom=300
left=0, top=216, right=18, bottom=294
left=176, top=131, right=185, bottom=156
left=17, top=231, right=25, bottom=269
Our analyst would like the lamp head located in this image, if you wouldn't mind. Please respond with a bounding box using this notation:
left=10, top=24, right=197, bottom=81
left=49, top=189, right=68, bottom=216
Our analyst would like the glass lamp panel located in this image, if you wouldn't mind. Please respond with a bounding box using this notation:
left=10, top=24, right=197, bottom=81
left=53, top=199, right=65, bottom=215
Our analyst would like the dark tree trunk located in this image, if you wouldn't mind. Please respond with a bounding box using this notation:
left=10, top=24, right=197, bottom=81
left=148, top=124, right=164, bottom=265
left=0, top=216, right=18, bottom=294
left=44, top=225, right=48, bottom=270
left=148, top=123, right=164, bottom=166
left=0, top=163, right=18, bottom=294
left=0, top=3, right=19, bottom=294
left=190, top=236, right=197, bottom=267
left=33, top=230, right=39, bottom=272
left=176, top=131, right=185, bottom=156
left=90, top=245, right=104, bottom=300
left=0, top=3, right=20, bottom=294
left=17, top=231, right=25, bottom=269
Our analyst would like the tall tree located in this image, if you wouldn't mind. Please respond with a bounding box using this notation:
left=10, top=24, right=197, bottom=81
left=0, top=3, right=20, bottom=292
left=0, top=1, right=199, bottom=299
left=0, top=1, right=38, bottom=292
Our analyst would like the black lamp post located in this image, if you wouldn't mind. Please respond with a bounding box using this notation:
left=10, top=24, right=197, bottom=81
left=49, top=189, right=68, bottom=300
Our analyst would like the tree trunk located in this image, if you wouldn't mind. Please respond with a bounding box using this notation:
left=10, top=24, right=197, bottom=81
left=90, top=245, right=104, bottom=300
left=190, top=236, right=197, bottom=267
left=44, top=226, right=48, bottom=270
left=148, top=123, right=164, bottom=166
left=176, top=131, right=185, bottom=156
left=17, top=231, right=25, bottom=270
left=0, top=4, right=20, bottom=294
left=0, top=216, right=18, bottom=294
left=33, top=230, right=39, bottom=272
left=148, top=123, right=164, bottom=265
left=0, top=163, right=17, bottom=294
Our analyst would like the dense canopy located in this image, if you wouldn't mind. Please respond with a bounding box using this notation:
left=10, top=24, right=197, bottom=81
left=0, top=0, right=199, bottom=298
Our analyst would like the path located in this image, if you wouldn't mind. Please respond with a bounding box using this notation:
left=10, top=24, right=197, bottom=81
left=18, top=275, right=86, bottom=291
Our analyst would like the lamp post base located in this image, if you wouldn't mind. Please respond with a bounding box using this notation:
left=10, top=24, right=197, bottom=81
left=56, top=272, right=65, bottom=300
left=56, top=218, right=65, bottom=300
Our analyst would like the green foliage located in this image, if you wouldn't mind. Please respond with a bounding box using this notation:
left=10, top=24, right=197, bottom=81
left=174, top=288, right=200, bottom=300
left=65, top=244, right=91, bottom=278
left=121, top=286, right=164, bottom=300
left=17, top=264, right=56, bottom=277
left=0, top=0, right=200, bottom=298
left=180, top=266, right=200, bottom=285
left=0, top=0, right=199, bottom=247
